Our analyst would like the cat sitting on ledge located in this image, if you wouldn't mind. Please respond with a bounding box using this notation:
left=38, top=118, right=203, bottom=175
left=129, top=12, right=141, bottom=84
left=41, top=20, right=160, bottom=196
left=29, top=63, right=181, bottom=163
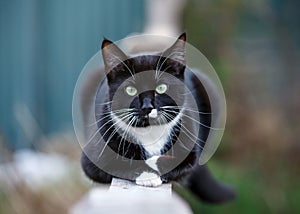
left=80, top=33, right=236, bottom=203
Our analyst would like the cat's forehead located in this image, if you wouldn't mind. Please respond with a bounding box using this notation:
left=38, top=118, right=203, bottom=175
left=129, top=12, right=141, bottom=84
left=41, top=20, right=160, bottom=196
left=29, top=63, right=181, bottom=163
left=122, top=71, right=157, bottom=90
left=108, top=53, right=184, bottom=87
left=130, top=55, right=160, bottom=72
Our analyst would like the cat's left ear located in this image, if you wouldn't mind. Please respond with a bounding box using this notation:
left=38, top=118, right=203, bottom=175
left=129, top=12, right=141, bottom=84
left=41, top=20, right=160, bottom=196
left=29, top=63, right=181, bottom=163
left=163, top=32, right=186, bottom=65
left=101, top=38, right=128, bottom=72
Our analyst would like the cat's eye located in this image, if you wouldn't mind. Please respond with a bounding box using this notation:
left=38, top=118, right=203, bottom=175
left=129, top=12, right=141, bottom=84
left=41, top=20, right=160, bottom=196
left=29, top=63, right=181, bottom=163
left=155, top=84, right=168, bottom=94
left=125, top=86, right=137, bottom=96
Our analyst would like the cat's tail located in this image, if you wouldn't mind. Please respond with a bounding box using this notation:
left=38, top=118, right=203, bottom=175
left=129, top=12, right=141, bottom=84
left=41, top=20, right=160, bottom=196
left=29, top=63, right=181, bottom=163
left=184, top=164, right=236, bottom=203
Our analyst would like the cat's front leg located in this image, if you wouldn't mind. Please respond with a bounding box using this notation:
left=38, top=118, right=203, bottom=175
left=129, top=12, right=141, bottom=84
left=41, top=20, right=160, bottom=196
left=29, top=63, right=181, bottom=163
left=148, top=152, right=198, bottom=183
left=135, top=154, right=179, bottom=186
left=135, top=156, right=162, bottom=187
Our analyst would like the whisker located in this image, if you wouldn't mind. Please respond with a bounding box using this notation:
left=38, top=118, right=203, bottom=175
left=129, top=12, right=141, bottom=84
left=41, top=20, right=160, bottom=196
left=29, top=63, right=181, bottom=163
left=108, top=52, right=135, bottom=80
left=161, top=106, right=212, bottom=115
left=155, top=52, right=164, bottom=79
left=163, top=109, right=222, bottom=130
left=122, top=116, right=137, bottom=157
left=162, top=112, right=204, bottom=150
left=96, top=108, right=135, bottom=116
left=91, top=109, right=133, bottom=126
left=120, top=117, right=133, bottom=156
left=159, top=113, right=174, bottom=156
left=97, top=113, right=134, bottom=160
left=180, top=123, right=205, bottom=145
left=156, top=65, right=172, bottom=80
left=112, top=116, right=135, bottom=158
left=86, top=111, right=131, bottom=147
left=179, top=91, right=192, bottom=96
left=95, top=101, right=114, bottom=106
left=157, top=51, right=185, bottom=73
left=102, top=113, right=134, bottom=140
left=162, top=112, right=191, bottom=152
left=87, top=112, right=118, bottom=127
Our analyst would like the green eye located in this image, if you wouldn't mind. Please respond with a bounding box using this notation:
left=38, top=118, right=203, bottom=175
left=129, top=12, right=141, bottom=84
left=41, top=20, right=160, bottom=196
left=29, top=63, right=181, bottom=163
left=156, top=84, right=168, bottom=94
left=125, top=86, right=137, bottom=96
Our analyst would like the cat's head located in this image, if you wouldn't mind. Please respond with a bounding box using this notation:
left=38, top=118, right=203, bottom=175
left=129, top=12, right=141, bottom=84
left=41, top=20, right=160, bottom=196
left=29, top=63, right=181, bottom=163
left=101, top=33, right=187, bottom=127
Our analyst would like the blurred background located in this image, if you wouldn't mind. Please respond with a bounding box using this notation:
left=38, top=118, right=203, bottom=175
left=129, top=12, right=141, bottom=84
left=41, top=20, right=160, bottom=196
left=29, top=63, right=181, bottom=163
left=0, top=0, right=299, bottom=213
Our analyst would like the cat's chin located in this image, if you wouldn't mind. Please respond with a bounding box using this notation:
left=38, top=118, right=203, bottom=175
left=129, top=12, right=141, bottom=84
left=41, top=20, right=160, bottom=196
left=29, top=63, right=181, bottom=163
left=134, top=118, right=151, bottom=127
left=133, top=115, right=175, bottom=128
left=131, top=115, right=154, bottom=127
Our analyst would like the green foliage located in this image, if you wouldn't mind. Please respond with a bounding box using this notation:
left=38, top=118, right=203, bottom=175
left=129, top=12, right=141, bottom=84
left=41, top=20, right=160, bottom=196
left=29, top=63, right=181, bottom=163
left=175, top=161, right=300, bottom=214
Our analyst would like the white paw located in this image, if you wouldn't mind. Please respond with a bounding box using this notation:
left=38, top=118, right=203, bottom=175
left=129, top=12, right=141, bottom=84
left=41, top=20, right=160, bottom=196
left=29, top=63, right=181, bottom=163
left=145, top=156, right=160, bottom=172
left=135, top=172, right=162, bottom=187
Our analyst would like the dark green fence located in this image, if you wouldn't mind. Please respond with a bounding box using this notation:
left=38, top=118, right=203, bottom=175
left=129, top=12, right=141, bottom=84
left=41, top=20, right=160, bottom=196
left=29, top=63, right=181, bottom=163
left=0, top=0, right=145, bottom=149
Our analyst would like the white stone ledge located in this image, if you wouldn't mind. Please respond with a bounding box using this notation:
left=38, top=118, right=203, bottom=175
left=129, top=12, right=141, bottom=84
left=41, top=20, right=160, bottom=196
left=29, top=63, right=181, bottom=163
left=70, top=178, right=192, bottom=214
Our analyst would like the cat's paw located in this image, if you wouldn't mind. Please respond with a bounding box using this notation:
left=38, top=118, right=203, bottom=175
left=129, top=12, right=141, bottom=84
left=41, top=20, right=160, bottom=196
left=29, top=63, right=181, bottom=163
left=135, top=172, right=162, bottom=187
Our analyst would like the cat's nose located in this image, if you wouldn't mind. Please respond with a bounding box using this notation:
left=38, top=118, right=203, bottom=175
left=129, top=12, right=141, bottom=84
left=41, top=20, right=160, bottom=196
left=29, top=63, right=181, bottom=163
left=141, top=97, right=154, bottom=114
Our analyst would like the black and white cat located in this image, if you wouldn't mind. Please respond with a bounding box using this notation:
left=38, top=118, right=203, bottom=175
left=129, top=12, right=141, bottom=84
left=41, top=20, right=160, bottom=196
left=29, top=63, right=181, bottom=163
left=81, top=33, right=235, bottom=203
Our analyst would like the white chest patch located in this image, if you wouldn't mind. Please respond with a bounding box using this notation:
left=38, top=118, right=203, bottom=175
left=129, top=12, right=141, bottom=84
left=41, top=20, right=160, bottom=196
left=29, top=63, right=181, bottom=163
left=111, top=112, right=181, bottom=156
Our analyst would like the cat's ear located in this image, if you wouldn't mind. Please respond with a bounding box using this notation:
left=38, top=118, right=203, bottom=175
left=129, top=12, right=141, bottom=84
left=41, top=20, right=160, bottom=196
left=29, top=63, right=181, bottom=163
left=101, top=38, right=128, bottom=72
left=163, top=32, right=186, bottom=65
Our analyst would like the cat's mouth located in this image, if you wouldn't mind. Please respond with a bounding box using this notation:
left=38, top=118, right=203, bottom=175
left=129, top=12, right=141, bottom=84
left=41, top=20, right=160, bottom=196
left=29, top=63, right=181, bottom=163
left=140, top=109, right=158, bottom=119
left=139, top=114, right=157, bottom=127
left=134, top=109, right=161, bottom=127
left=137, top=108, right=178, bottom=127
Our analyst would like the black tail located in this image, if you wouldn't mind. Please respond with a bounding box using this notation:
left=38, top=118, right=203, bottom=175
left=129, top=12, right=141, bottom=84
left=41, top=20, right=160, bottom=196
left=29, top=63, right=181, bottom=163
left=184, top=164, right=236, bottom=203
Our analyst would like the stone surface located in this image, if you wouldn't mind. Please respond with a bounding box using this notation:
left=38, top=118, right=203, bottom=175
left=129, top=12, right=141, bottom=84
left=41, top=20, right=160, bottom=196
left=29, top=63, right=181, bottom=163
left=70, top=178, right=192, bottom=214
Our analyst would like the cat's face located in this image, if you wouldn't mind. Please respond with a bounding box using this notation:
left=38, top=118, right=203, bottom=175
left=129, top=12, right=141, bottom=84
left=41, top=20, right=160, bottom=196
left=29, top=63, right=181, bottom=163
left=101, top=34, right=186, bottom=127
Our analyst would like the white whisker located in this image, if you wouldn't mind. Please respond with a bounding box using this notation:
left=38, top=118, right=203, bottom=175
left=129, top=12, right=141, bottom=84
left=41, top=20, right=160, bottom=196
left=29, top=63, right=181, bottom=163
left=155, top=52, right=164, bottom=79
left=162, top=111, right=205, bottom=149
left=97, top=113, right=134, bottom=160
left=163, top=109, right=221, bottom=130
left=108, top=52, right=135, bottom=80
left=157, top=51, right=184, bottom=75
left=161, top=106, right=212, bottom=115
left=156, top=65, right=172, bottom=80
left=122, top=116, right=137, bottom=157
left=91, top=109, right=133, bottom=126
left=95, top=101, right=114, bottom=106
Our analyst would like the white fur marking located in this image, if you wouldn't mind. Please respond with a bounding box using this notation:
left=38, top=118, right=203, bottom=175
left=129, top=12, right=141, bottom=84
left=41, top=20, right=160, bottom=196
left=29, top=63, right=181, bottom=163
left=135, top=172, right=162, bottom=187
left=148, top=109, right=158, bottom=118
left=145, top=156, right=160, bottom=172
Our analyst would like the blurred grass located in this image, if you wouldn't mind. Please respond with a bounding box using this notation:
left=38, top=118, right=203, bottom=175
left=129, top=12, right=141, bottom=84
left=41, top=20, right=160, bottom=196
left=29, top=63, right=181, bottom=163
left=0, top=134, right=89, bottom=214
left=0, top=169, right=89, bottom=214
left=181, top=1, right=300, bottom=213
left=175, top=160, right=300, bottom=214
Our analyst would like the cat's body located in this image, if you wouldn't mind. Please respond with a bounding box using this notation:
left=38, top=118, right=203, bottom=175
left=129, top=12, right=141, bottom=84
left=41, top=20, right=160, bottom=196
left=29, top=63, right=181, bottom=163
left=81, top=33, right=235, bottom=203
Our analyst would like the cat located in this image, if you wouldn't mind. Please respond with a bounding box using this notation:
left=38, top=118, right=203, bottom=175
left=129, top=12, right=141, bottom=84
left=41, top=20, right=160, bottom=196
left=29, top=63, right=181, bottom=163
left=80, top=33, right=236, bottom=203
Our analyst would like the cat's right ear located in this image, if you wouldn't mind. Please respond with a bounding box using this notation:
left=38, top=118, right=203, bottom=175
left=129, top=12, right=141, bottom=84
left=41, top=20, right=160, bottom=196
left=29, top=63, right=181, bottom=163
left=101, top=38, right=127, bottom=73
